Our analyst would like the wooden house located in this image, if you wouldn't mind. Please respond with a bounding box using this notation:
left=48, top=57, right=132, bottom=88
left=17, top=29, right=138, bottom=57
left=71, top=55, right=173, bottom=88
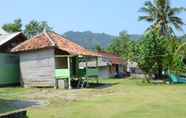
left=80, top=51, right=126, bottom=78
left=97, top=51, right=126, bottom=78
left=11, top=31, right=99, bottom=88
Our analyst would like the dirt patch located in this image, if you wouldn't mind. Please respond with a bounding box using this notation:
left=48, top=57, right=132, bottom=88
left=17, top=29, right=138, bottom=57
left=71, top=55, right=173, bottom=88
left=7, top=100, right=48, bottom=110
left=22, top=87, right=117, bottom=102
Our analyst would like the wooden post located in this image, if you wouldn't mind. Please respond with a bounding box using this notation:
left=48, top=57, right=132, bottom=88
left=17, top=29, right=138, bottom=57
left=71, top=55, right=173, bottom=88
left=54, top=56, right=57, bottom=89
left=55, top=79, right=58, bottom=89
left=96, top=57, right=99, bottom=84
left=67, top=56, right=72, bottom=89
left=85, top=57, right=88, bottom=88
left=85, top=57, right=88, bottom=73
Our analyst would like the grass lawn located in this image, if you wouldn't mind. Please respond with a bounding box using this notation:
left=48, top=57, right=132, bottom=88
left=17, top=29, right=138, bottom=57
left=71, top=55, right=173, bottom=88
left=1, top=78, right=186, bottom=118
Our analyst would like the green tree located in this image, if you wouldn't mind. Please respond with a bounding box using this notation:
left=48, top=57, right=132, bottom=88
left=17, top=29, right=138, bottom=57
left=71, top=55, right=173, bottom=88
left=107, top=31, right=131, bottom=59
left=2, top=19, right=22, bottom=33
left=137, top=29, right=171, bottom=82
left=128, top=40, right=140, bottom=62
left=24, top=20, right=53, bottom=38
left=170, top=39, right=186, bottom=74
left=95, top=44, right=103, bottom=51
left=139, top=0, right=186, bottom=36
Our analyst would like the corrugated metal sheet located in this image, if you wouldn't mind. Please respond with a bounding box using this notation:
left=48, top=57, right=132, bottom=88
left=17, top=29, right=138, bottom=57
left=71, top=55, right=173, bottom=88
left=0, top=28, right=8, bottom=35
left=0, top=32, right=22, bottom=46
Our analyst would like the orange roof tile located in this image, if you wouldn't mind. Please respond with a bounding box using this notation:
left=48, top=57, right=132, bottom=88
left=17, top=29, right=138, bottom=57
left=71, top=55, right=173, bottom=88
left=11, top=32, right=99, bottom=57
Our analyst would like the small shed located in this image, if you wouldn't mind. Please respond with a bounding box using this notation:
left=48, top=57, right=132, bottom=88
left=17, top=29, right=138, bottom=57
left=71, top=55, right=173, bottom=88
left=11, top=31, right=99, bottom=88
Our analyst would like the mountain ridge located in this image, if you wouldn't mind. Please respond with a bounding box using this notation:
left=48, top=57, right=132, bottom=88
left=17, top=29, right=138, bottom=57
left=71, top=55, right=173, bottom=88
left=63, top=31, right=143, bottom=50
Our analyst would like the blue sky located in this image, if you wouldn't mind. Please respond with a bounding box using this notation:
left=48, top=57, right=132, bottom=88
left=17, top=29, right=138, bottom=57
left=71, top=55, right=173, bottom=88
left=0, top=0, right=186, bottom=36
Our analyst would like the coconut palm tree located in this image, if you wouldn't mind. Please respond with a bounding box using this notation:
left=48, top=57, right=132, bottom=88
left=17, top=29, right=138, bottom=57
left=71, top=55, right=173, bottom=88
left=139, top=0, right=186, bottom=36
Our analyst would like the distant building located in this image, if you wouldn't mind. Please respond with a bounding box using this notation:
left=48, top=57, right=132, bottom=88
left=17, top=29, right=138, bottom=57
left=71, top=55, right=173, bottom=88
left=80, top=51, right=127, bottom=78
left=127, top=61, right=143, bottom=74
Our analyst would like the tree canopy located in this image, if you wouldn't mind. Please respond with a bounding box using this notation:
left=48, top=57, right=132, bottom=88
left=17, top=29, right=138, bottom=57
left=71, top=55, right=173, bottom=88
left=107, top=31, right=139, bottom=62
left=2, top=19, right=53, bottom=39
left=24, top=20, right=53, bottom=38
left=2, top=19, right=22, bottom=33
left=139, top=0, right=186, bottom=36
left=107, top=31, right=131, bottom=60
left=137, top=29, right=171, bottom=81
left=136, top=0, right=186, bottom=82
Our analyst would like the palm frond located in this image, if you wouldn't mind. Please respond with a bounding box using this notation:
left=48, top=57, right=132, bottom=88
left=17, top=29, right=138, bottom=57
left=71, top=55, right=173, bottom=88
left=139, top=0, right=185, bottom=35
left=172, top=21, right=184, bottom=31
left=138, top=16, right=154, bottom=22
left=169, top=16, right=185, bottom=25
left=169, top=7, right=186, bottom=15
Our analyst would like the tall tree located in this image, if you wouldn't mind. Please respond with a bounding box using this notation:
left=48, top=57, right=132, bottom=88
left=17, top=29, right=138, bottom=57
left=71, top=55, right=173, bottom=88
left=107, top=31, right=132, bottom=60
left=137, top=28, right=170, bottom=81
left=24, top=20, right=53, bottom=38
left=139, top=0, right=186, bottom=36
left=2, top=19, right=22, bottom=33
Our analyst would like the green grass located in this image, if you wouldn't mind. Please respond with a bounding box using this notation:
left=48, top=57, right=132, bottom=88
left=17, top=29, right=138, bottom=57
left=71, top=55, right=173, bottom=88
left=1, top=78, right=186, bottom=118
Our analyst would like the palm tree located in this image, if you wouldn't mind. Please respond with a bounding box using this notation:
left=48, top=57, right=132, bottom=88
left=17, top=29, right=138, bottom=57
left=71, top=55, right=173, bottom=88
left=139, top=0, right=186, bottom=36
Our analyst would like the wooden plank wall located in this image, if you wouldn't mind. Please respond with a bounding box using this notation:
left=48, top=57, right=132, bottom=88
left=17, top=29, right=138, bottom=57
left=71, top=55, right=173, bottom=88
left=19, top=48, right=55, bottom=87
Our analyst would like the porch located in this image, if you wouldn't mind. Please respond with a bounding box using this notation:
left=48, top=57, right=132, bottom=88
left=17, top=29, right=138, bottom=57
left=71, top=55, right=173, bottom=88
left=54, top=52, right=99, bottom=89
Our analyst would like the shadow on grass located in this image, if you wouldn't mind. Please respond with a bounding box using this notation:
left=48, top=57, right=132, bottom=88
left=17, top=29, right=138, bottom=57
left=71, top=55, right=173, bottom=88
left=87, top=82, right=119, bottom=89
left=0, top=99, right=42, bottom=114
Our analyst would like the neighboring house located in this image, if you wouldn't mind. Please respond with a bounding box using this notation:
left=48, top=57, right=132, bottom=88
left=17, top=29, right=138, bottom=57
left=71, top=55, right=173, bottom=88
left=0, top=28, right=27, bottom=53
left=0, top=28, right=27, bottom=86
left=80, top=51, right=126, bottom=78
left=11, top=31, right=98, bottom=88
left=127, top=61, right=143, bottom=74
left=97, top=51, right=127, bottom=78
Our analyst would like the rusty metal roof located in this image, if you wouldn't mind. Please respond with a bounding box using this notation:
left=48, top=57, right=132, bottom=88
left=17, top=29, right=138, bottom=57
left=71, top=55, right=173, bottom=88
left=11, top=32, right=99, bottom=57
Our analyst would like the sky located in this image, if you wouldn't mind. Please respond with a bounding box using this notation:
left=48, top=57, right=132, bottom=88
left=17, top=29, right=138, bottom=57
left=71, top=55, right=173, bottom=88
left=0, top=0, right=186, bottom=36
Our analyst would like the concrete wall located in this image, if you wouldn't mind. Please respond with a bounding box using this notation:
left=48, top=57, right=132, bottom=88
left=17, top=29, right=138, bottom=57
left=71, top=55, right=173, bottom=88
left=19, top=48, right=55, bottom=87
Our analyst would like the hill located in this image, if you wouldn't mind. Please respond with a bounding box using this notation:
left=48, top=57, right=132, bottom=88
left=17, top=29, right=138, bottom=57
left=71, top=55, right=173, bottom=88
left=63, top=31, right=143, bottom=50
left=63, top=31, right=115, bottom=50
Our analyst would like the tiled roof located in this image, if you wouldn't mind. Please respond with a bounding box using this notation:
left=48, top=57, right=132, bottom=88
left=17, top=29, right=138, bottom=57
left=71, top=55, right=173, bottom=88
left=97, top=51, right=126, bottom=64
left=11, top=32, right=99, bottom=57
